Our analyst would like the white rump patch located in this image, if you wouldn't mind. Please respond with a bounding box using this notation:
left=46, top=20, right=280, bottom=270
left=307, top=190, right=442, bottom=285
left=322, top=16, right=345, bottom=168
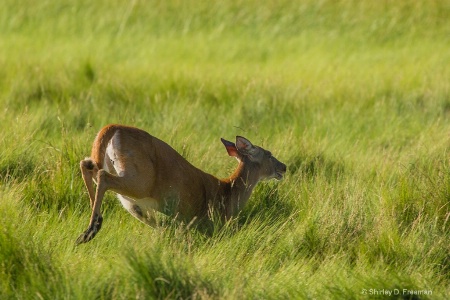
left=105, top=131, right=126, bottom=176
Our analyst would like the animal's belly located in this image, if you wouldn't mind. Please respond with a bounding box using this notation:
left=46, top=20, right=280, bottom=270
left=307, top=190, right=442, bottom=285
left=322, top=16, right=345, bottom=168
left=117, top=194, right=159, bottom=226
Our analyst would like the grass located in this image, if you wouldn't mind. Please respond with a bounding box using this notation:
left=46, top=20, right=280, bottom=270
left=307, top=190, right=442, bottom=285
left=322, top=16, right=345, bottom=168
left=1, top=0, right=449, bottom=299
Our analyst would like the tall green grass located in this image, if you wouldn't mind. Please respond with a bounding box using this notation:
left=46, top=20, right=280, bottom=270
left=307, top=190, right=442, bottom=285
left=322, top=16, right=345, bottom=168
left=1, top=0, right=449, bottom=299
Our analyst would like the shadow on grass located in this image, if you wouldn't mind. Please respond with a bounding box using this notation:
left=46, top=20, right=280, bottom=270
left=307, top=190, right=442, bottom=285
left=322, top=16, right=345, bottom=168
left=0, top=228, right=62, bottom=299
left=125, top=246, right=219, bottom=299
left=0, top=156, right=36, bottom=184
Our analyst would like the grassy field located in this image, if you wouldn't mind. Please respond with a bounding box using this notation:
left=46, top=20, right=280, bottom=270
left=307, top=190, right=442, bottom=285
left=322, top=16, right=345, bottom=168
left=1, top=0, right=449, bottom=299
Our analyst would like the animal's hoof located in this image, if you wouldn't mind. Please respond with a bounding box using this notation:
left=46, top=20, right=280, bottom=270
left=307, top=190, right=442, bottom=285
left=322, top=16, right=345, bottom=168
left=76, top=229, right=94, bottom=245
left=75, top=215, right=103, bottom=245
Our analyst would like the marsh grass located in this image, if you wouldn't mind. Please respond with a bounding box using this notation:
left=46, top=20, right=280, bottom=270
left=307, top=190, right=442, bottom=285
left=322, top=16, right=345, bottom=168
left=1, top=0, right=449, bottom=299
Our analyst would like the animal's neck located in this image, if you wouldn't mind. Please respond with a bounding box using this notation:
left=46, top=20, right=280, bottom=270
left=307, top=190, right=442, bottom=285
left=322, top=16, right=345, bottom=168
left=221, top=161, right=259, bottom=218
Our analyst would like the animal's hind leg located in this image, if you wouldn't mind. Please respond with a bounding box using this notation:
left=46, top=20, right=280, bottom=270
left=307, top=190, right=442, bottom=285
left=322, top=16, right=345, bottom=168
left=77, top=166, right=151, bottom=244
left=76, top=158, right=104, bottom=244
left=76, top=168, right=111, bottom=245
left=80, top=158, right=97, bottom=208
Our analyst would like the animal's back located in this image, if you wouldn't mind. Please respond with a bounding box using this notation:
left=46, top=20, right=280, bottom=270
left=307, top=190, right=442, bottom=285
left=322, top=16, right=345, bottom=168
left=92, top=124, right=215, bottom=218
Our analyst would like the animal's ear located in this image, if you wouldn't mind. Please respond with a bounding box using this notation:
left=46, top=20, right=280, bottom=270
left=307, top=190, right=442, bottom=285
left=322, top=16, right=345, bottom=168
left=235, top=136, right=257, bottom=156
left=221, top=138, right=239, bottom=157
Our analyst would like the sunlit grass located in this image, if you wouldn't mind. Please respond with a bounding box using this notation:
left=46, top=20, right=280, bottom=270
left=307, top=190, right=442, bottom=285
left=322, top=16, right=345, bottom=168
left=1, top=0, right=449, bottom=299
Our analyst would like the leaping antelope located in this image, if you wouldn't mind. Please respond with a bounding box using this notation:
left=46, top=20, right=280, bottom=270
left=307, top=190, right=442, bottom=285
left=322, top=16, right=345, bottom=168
left=76, top=124, right=286, bottom=244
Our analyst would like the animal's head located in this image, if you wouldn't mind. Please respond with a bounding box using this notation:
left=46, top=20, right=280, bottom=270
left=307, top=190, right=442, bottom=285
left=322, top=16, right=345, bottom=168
left=221, top=136, right=287, bottom=181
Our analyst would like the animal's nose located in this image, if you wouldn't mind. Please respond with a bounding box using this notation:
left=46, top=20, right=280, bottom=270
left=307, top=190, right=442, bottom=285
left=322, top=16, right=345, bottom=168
left=280, top=163, right=287, bottom=173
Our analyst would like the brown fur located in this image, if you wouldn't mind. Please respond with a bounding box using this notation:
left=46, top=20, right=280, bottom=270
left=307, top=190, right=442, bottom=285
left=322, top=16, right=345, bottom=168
left=76, top=124, right=286, bottom=244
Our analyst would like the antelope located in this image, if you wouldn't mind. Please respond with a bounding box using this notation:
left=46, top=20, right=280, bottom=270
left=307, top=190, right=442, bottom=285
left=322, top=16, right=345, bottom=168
left=76, top=124, right=286, bottom=244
